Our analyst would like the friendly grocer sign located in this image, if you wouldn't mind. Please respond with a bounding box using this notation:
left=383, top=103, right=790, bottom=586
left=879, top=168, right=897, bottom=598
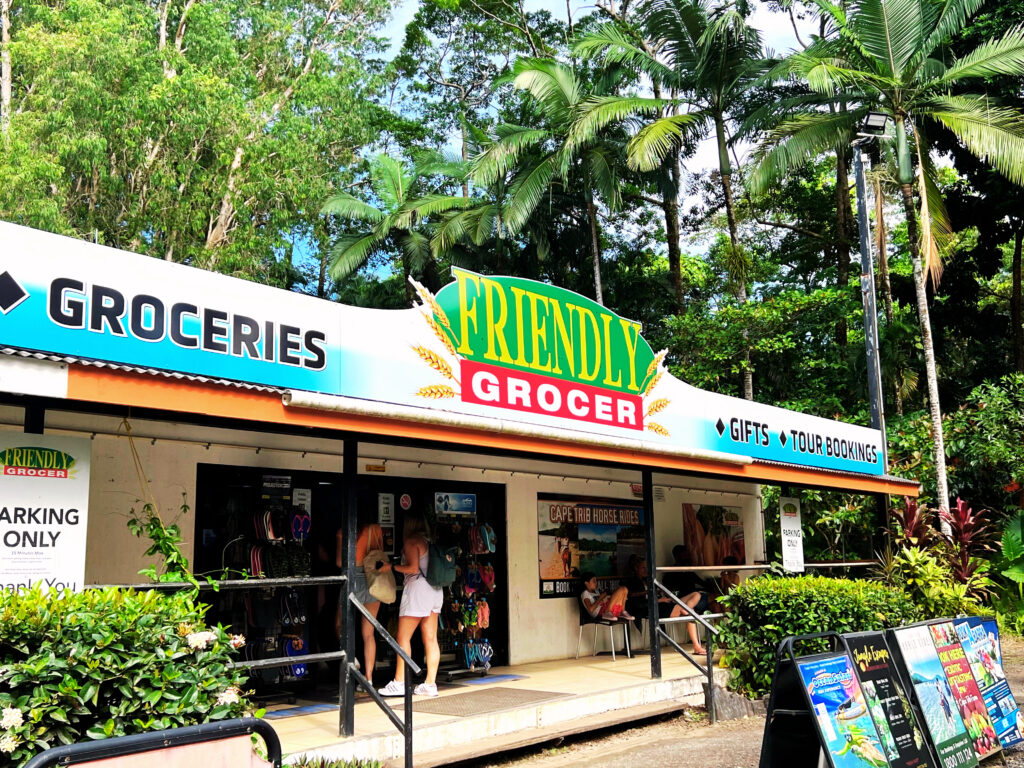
left=426, top=269, right=661, bottom=432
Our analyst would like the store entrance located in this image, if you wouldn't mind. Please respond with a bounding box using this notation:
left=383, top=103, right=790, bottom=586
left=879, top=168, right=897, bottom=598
left=191, top=463, right=507, bottom=698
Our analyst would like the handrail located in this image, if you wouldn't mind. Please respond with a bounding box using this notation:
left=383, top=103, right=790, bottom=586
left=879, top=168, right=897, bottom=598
left=653, top=579, right=720, bottom=636
left=347, top=593, right=417, bottom=768
left=349, top=594, right=423, bottom=675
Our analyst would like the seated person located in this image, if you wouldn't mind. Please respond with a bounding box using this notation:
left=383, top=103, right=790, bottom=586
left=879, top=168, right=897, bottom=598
left=662, top=545, right=711, bottom=611
left=580, top=572, right=634, bottom=621
left=623, top=555, right=706, bottom=655
left=713, top=555, right=742, bottom=612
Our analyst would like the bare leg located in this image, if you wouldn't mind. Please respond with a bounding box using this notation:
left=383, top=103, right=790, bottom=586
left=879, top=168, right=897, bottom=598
left=607, top=586, right=630, bottom=611
left=361, top=602, right=380, bottom=681
left=392, top=615, right=419, bottom=684
left=682, top=592, right=706, bottom=654
left=419, top=613, right=441, bottom=685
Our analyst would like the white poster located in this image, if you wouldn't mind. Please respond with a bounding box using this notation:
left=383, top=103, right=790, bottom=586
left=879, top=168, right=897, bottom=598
left=0, top=433, right=91, bottom=591
left=292, top=487, right=312, bottom=514
left=780, top=496, right=804, bottom=573
left=378, top=493, right=394, bottom=525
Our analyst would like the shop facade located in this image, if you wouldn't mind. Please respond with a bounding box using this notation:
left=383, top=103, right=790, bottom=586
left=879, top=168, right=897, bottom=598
left=0, top=220, right=918, bottom=687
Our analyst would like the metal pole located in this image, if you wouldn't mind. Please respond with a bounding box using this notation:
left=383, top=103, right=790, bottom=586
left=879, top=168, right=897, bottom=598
left=853, top=144, right=888, bottom=470
left=339, top=439, right=358, bottom=737
left=642, top=468, right=661, bottom=679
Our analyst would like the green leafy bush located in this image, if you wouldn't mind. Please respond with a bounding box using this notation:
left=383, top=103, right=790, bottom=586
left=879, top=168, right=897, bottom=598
left=875, top=547, right=984, bottom=617
left=718, top=576, right=919, bottom=696
left=0, top=587, right=253, bottom=767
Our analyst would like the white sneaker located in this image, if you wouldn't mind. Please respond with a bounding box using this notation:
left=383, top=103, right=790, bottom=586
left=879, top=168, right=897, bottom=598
left=378, top=680, right=405, bottom=697
left=414, top=683, right=439, bottom=697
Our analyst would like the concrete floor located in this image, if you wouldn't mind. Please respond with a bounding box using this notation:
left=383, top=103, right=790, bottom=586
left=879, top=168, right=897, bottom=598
left=269, top=650, right=723, bottom=765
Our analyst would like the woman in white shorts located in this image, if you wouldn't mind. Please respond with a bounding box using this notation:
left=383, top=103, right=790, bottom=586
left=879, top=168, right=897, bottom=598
left=378, top=511, right=443, bottom=698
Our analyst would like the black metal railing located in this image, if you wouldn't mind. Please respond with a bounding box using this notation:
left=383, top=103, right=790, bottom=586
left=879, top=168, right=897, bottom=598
left=651, top=577, right=723, bottom=724
left=345, top=594, right=421, bottom=768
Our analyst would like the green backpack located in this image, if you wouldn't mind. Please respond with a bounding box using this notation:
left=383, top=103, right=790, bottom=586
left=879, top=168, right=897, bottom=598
left=424, top=541, right=458, bottom=588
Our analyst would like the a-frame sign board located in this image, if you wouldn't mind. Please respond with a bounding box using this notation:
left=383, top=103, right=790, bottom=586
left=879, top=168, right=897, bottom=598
left=760, top=633, right=891, bottom=768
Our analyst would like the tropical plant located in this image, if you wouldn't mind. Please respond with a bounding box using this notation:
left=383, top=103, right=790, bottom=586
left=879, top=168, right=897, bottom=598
left=574, top=0, right=767, bottom=396
left=473, top=58, right=627, bottom=305
left=888, top=496, right=937, bottom=550
left=879, top=546, right=982, bottom=617
left=321, top=153, right=475, bottom=303
left=750, top=0, right=1024, bottom=525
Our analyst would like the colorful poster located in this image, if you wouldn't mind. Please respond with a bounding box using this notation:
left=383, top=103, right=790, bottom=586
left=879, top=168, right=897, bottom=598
left=434, top=492, right=476, bottom=516
left=847, top=632, right=931, bottom=768
left=0, top=434, right=92, bottom=592
left=537, top=496, right=643, bottom=598
left=929, top=621, right=1000, bottom=760
left=956, top=617, right=1024, bottom=748
left=796, top=653, right=890, bottom=768
left=890, top=626, right=977, bottom=768
left=681, top=504, right=745, bottom=566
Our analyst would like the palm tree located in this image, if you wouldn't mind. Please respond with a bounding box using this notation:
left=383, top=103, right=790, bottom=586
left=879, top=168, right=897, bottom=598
left=321, top=153, right=474, bottom=304
left=749, top=0, right=1024, bottom=526
left=574, top=0, right=767, bottom=398
left=472, top=58, right=625, bottom=305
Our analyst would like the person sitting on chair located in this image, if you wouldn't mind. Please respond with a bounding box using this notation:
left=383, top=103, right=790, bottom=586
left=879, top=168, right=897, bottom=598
left=624, top=555, right=706, bottom=654
left=580, top=573, right=634, bottom=621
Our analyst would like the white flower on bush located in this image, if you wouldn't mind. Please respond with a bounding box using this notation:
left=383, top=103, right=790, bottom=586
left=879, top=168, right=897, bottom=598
left=186, top=630, right=217, bottom=650
left=0, top=732, right=18, bottom=753
left=229, top=634, right=246, bottom=649
left=215, top=687, right=241, bottom=706
left=0, top=708, right=22, bottom=730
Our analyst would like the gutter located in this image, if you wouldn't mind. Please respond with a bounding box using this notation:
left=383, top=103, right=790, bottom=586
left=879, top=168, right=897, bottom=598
left=281, top=390, right=751, bottom=467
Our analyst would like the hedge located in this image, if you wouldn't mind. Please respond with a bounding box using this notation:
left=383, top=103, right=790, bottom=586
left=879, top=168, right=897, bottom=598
left=718, top=576, right=920, bottom=696
left=0, top=587, right=252, bottom=767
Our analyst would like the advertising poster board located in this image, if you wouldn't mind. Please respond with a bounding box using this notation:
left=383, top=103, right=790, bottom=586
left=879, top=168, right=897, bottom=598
left=889, top=626, right=977, bottom=768
left=795, top=653, right=890, bottom=768
left=537, top=495, right=643, bottom=598
left=780, top=496, right=804, bottom=573
left=681, top=503, right=745, bottom=566
left=928, top=621, right=1000, bottom=760
left=846, top=632, right=931, bottom=768
left=0, top=434, right=91, bottom=592
left=435, top=492, right=476, bottom=516
left=955, top=617, right=1024, bottom=749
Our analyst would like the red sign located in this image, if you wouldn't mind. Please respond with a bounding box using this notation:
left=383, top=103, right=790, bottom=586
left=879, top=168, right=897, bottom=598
left=399, top=494, right=412, bottom=510
left=460, top=359, right=644, bottom=431
left=4, top=466, right=68, bottom=478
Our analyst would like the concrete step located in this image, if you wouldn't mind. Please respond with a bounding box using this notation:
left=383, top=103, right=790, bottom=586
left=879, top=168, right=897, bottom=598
left=289, top=668, right=728, bottom=765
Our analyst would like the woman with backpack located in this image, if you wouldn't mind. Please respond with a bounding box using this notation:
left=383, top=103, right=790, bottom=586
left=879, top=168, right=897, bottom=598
left=378, top=510, right=443, bottom=698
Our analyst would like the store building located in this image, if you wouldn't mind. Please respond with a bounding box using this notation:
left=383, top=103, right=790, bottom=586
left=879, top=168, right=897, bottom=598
left=0, top=221, right=917, bottom=753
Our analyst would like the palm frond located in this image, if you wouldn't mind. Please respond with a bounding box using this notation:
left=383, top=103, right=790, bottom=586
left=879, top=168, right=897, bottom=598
left=627, top=113, right=704, bottom=172
left=914, top=130, right=953, bottom=285
left=925, top=95, right=1024, bottom=186
left=471, top=126, right=550, bottom=185
left=370, top=155, right=412, bottom=209
left=937, top=25, right=1024, bottom=83
left=400, top=230, right=432, bottom=272
left=504, top=156, right=558, bottom=233
left=564, top=95, right=669, bottom=159
left=320, top=193, right=386, bottom=224
left=848, top=0, right=925, bottom=78
left=328, top=232, right=385, bottom=280
left=406, top=194, right=478, bottom=220
left=510, top=58, right=580, bottom=122
left=573, top=24, right=680, bottom=86
left=748, top=109, right=860, bottom=194
left=583, top=145, right=620, bottom=209
left=917, top=0, right=986, bottom=63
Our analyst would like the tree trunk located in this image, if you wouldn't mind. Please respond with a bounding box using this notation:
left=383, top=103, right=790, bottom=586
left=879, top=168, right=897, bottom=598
left=1013, top=227, right=1024, bottom=372
left=901, top=182, right=950, bottom=529
left=716, top=114, right=752, bottom=400
left=206, top=145, right=244, bottom=253
left=835, top=148, right=851, bottom=347
left=665, top=151, right=684, bottom=312
left=1, top=0, right=11, bottom=137
left=586, top=192, right=604, bottom=306
left=874, top=177, right=894, bottom=324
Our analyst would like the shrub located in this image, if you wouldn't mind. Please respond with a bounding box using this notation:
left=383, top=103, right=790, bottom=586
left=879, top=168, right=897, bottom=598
left=718, top=576, right=919, bottom=697
left=876, top=547, right=985, bottom=617
left=0, top=587, right=253, bottom=767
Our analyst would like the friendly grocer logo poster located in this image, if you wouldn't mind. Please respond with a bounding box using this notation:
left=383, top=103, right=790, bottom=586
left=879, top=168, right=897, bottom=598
left=410, top=269, right=670, bottom=436
left=796, top=653, right=890, bottom=768
left=0, top=434, right=91, bottom=593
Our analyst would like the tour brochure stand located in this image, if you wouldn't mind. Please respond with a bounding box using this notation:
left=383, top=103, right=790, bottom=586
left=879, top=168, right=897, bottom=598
left=762, top=619, right=1022, bottom=768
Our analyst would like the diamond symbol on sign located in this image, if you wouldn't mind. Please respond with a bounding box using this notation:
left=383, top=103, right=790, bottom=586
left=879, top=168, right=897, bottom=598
left=0, top=272, right=28, bottom=314
left=715, top=418, right=726, bottom=437
left=779, top=431, right=788, bottom=447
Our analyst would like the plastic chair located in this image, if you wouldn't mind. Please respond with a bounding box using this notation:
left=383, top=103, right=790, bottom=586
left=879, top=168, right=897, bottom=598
left=575, top=596, right=631, bottom=660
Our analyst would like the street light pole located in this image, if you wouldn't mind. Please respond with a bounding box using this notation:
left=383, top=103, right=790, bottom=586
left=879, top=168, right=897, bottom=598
left=852, top=141, right=888, bottom=470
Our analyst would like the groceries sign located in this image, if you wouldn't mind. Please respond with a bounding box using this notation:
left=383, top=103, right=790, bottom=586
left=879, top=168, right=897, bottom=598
left=0, top=221, right=887, bottom=476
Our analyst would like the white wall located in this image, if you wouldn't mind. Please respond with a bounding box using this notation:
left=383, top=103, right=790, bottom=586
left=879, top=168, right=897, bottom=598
left=0, top=405, right=761, bottom=664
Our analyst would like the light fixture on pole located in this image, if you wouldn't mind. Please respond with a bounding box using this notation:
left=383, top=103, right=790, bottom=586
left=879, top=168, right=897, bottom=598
left=852, top=112, right=889, bottom=470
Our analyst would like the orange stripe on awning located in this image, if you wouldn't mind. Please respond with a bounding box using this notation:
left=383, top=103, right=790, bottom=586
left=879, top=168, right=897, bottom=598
left=65, top=366, right=918, bottom=496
